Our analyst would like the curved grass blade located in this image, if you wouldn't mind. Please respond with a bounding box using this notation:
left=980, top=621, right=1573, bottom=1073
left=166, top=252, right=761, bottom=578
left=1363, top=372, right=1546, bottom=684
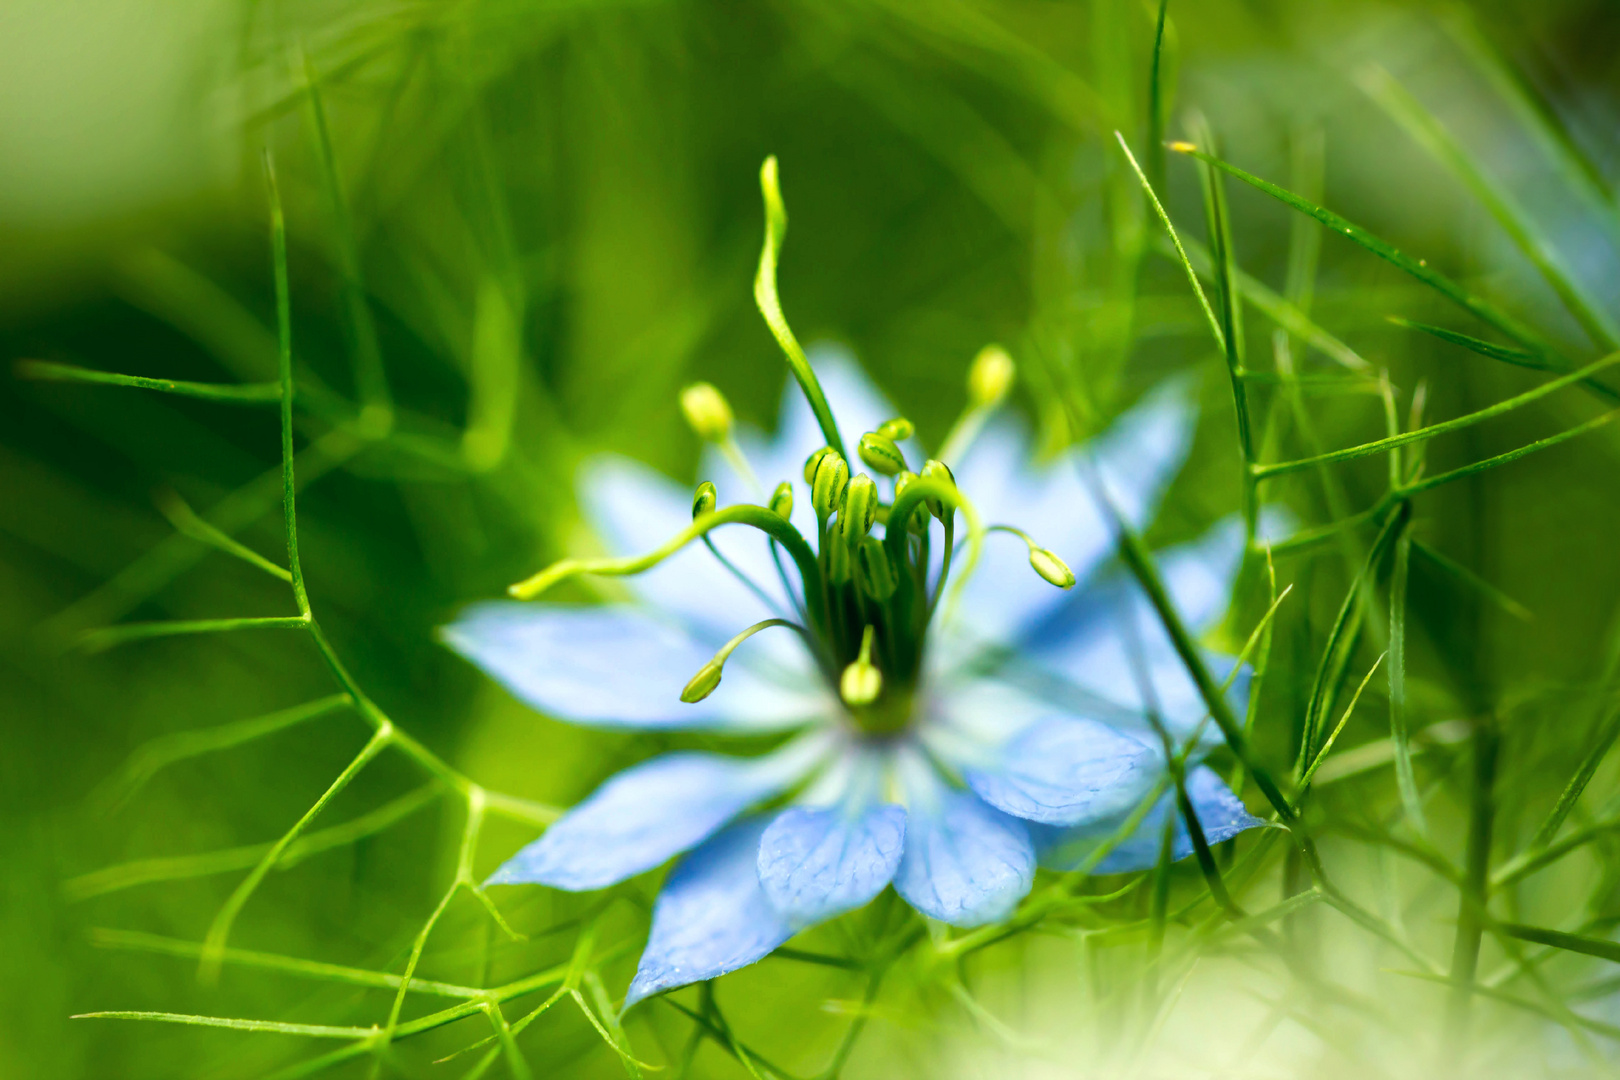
left=1362, top=65, right=1620, bottom=351
left=1168, top=142, right=1562, bottom=362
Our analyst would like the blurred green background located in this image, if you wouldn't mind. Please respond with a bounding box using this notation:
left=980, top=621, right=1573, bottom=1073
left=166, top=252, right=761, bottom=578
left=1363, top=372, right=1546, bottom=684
left=6, top=1, right=1620, bottom=1076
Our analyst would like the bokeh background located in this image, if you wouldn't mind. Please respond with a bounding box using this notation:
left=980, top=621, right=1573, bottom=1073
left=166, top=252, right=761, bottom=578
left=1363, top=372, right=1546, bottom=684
left=6, top=1, right=1620, bottom=1076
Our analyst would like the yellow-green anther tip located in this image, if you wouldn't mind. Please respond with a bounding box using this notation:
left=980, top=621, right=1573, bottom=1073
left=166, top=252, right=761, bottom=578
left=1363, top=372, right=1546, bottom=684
left=877, top=417, right=914, bottom=441
left=841, top=474, right=879, bottom=541
left=770, top=481, right=794, bottom=519
left=810, top=451, right=850, bottom=518
left=681, top=661, right=724, bottom=704
left=679, top=382, right=733, bottom=442
left=840, top=659, right=882, bottom=707
left=857, top=432, right=907, bottom=477
left=692, top=481, right=717, bottom=519
left=920, top=459, right=956, bottom=518
left=803, top=445, right=836, bottom=484
left=968, top=344, right=1016, bottom=407
left=1030, top=547, right=1076, bottom=589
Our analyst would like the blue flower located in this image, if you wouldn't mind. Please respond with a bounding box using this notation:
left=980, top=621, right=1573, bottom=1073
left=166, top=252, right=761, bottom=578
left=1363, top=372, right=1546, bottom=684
left=443, top=346, right=1265, bottom=1008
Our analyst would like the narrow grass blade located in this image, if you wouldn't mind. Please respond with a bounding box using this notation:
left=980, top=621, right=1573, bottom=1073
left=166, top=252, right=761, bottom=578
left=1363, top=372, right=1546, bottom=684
left=1397, top=410, right=1618, bottom=498
left=1300, top=653, right=1387, bottom=791
left=1117, top=132, right=1223, bottom=349
left=1168, top=142, right=1562, bottom=361
left=88, top=928, right=482, bottom=997
left=200, top=726, right=393, bottom=979
left=79, top=616, right=309, bottom=653
left=153, top=488, right=293, bottom=582
left=73, top=1011, right=373, bottom=1039
left=1389, top=317, right=1552, bottom=371
left=1389, top=522, right=1427, bottom=834
left=98, top=693, right=350, bottom=811
left=66, top=784, right=440, bottom=900
left=1409, top=538, right=1533, bottom=621
left=15, top=359, right=281, bottom=402
left=1253, top=351, right=1620, bottom=481
left=1361, top=65, right=1620, bottom=350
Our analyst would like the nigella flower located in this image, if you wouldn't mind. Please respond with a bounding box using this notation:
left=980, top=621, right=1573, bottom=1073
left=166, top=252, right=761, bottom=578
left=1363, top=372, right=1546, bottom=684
left=443, top=342, right=1266, bottom=1008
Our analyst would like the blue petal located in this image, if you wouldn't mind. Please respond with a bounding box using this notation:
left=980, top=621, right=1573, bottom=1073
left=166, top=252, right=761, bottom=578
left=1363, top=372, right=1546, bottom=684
left=1031, top=765, right=1266, bottom=874
left=757, top=804, right=906, bottom=926
left=893, top=787, right=1035, bottom=927
left=1018, top=516, right=1255, bottom=741
left=441, top=602, right=825, bottom=731
left=487, top=741, right=825, bottom=891
left=624, top=817, right=794, bottom=1008
left=944, top=381, right=1195, bottom=650
left=962, top=715, right=1159, bottom=827
left=579, top=455, right=801, bottom=645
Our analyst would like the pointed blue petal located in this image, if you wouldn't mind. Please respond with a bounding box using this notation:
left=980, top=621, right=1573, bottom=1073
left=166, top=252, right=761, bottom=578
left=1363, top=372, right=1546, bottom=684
left=1031, top=765, right=1266, bottom=874
left=893, top=788, right=1034, bottom=927
left=578, top=455, right=801, bottom=643
left=945, top=381, right=1195, bottom=650
left=963, top=715, right=1159, bottom=827
left=441, top=602, right=825, bottom=731
left=624, top=817, right=793, bottom=1008
left=487, top=741, right=826, bottom=891
left=1018, top=515, right=1256, bottom=742
left=757, top=804, right=906, bottom=926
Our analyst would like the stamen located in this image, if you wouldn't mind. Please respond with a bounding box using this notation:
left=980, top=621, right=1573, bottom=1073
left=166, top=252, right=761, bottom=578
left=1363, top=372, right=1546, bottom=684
left=885, top=475, right=985, bottom=623
left=680, top=381, right=763, bottom=496
left=693, top=482, right=793, bottom=619
left=807, top=448, right=850, bottom=523
left=857, top=431, right=907, bottom=476
left=937, top=344, right=1016, bottom=465
left=508, top=505, right=826, bottom=633
left=840, top=626, right=882, bottom=706
left=839, top=475, right=879, bottom=544
left=769, top=481, right=794, bottom=519
left=681, top=618, right=805, bottom=703
left=987, top=525, right=1076, bottom=589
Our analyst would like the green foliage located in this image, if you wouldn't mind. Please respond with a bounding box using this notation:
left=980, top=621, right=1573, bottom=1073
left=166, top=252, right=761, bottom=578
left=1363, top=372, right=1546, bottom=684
left=7, top=1, right=1620, bottom=1077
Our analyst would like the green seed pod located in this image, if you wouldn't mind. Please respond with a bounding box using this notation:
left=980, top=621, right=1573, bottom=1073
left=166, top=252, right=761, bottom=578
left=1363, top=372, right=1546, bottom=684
left=692, top=480, right=718, bottom=519
left=680, top=660, right=724, bottom=703
left=803, top=445, right=837, bottom=485
left=877, top=417, right=915, bottom=441
left=840, top=474, right=879, bottom=543
left=679, top=382, right=734, bottom=442
left=857, top=431, right=907, bottom=477
left=810, top=452, right=850, bottom=519
left=769, top=481, right=794, bottom=519
left=920, top=459, right=956, bottom=521
left=856, top=536, right=897, bottom=601
left=967, top=345, right=1015, bottom=407
left=1029, top=546, right=1076, bottom=589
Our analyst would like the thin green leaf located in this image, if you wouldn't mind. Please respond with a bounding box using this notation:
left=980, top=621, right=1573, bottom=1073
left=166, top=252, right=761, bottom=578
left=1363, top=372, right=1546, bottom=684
left=153, top=488, right=293, bottom=582
left=1253, top=351, right=1620, bottom=481
left=1169, top=141, right=1562, bottom=361
left=14, top=359, right=281, bottom=403
left=1362, top=64, right=1620, bottom=350
left=1409, top=537, right=1533, bottom=621
left=1389, top=522, right=1427, bottom=834
left=78, top=616, right=309, bottom=653
left=72, top=1011, right=373, bottom=1039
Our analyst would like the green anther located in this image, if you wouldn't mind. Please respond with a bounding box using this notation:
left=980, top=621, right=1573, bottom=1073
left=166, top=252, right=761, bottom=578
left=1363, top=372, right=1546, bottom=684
left=857, top=431, right=907, bottom=476
left=810, top=451, right=850, bottom=519
left=968, top=344, right=1016, bottom=406
left=679, top=618, right=801, bottom=704
left=840, top=474, right=879, bottom=543
left=769, top=481, right=794, bottom=519
left=920, top=459, right=956, bottom=520
left=692, top=481, right=717, bottom=519
left=803, top=445, right=837, bottom=484
left=679, top=382, right=733, bottom=442
left=1030, top=547, right=1076, bottom=589
left=681, top=661, right=724, bottom=703
left=877, top=417, right=915, bottom=441
left=856, top=537, right=897, bottom=601
left=840, top=626, right=882, bottom=707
